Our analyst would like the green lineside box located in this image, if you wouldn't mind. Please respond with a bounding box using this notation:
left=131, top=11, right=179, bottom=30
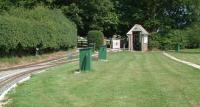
left=79, top=48, right=92, bottom=72
left=99, top=45, right=107, bottom=60
left=88, top=43, right=96, bottom=53
left=176, top=44, right=180, bottom=52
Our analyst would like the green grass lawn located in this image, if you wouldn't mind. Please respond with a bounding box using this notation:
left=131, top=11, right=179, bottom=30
left=167, top=49, right=200, bottom=65
left=5, top=52, right=200, bottom=107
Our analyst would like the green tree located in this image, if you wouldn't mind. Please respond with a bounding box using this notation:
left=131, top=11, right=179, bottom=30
left=87, top=30, right=104, bottom=50
left=0, top=0, right=199, bottom=51
left=62, top=3, right=83, bottom=35
left=79, top=0, right=119, bottom=36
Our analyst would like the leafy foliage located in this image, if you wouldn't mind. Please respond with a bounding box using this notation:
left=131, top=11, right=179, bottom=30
left=185, top=23, right=200, bottom=48
left=0, top=7, right=77, bottom=56
left=87, top=30, right=104, bottom=50
left=0, top=0, right=199, bottom=53
left=62, top=3, right=83, bottom=35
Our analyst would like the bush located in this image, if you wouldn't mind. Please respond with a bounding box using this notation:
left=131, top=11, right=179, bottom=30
left=185, top=24, right=200, bottom=48
left=87, top=30, right=104, bottom=50
left=149, top=29, right=189, bottom=50
left=0, top=7, right=77, bottom=56
left=148, top=33, right=161, bottom=50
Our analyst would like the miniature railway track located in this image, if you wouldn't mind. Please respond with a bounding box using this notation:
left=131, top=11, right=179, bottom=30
left=0, top=52, right=79, bottom=98
left=0, top=52, right=79, bottom=72
left=0, top=59, right=79, bottom=90
left=0, top=50, right=114, bottom=102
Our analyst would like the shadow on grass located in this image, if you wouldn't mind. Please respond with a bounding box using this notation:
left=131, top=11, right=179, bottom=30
left=70, top=69, right=95, bottom=74
left=71, top=69, right=80, bottom=73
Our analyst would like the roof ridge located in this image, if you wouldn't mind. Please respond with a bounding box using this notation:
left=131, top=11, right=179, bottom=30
left=127, top=24, right=149, bottom=35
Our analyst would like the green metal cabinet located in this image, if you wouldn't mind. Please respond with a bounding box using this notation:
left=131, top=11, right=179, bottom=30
left=176, top=44, right=180, bottom=52
left=88, top=43, right=96, bottom=53
left=79, top=48, right=92, bottom=71
left=99, top=45, right=107, bottom=60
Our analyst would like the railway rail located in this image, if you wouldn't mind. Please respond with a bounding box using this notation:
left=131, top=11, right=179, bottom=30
left=0, top=52, right=79, bottom=72
left=0, top=49, right=117, bottom=105
left=0, top=51, right=79, bottom=101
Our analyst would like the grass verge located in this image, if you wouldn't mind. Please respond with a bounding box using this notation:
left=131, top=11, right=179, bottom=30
left=167, top=49, right=200, bottom=65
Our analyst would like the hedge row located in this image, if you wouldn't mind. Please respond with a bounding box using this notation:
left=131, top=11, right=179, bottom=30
left=0, top=7, right=77, bottom=55
left=148, top=28, right=200, bottom=50
left=87, top=30, right=104, bottom=50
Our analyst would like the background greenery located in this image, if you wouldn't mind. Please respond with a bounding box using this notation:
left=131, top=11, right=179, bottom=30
left=0, top=0, right=200, bottom=56
left=0, top=6, right=77, bottom=56
left=87, top=30, right=104, bottom=50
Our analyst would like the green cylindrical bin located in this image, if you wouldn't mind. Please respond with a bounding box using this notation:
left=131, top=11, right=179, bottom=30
left=99, top=45, right=107, bottom=60
left=79, top=48, right=92, bottom=71
left=89, top=43, right=95, bottom=53
left=176, top=44, right=180, bottom=52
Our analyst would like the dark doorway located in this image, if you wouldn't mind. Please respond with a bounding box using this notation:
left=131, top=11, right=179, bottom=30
left=132, top=31, right=141, bottom=51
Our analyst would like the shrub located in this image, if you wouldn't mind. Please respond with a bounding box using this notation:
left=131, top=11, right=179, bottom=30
left=148, top=33, right=161, bottom=50
left=185, top=24, right=200, bottom=48
left=149, top=29, right=189, bottom=50
left=87, top=30, right=104, bottom=50
left=0, top=7, right=77, bottom=56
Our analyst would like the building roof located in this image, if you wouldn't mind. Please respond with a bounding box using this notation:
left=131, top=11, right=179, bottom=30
left=127, top=24, right=149, bottom=35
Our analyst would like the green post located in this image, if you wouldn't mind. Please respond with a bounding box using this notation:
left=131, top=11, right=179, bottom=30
left=79, top=48, right=92, bottom=72
left=99, top=45, right=107, bottom=60
left=89, top=43, right=95, bottom=53
left=176, top=43, right=180, bottom=52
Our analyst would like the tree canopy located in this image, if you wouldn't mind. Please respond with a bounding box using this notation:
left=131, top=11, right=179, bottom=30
left=0, top=0, right=199, bottom=50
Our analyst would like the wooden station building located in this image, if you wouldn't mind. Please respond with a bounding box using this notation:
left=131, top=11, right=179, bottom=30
left=127, top=24, right=149, bottom=51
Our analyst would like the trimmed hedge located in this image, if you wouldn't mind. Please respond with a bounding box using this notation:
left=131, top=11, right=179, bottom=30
left=87, top=30, right=104, bottom=50
left=0, top=7, right=77, bottom=56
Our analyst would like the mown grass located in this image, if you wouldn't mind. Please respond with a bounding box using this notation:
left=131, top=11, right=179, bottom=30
left=5, top=52, right=200, bottom=107
left=167, top=49, right=200, bottom=65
